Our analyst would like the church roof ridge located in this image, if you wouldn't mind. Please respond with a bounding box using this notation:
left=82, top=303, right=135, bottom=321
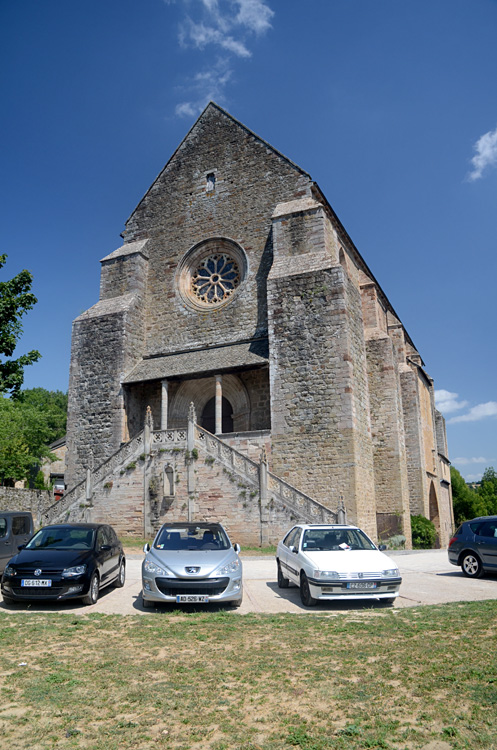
left=123, top=102, right=311, bottom=232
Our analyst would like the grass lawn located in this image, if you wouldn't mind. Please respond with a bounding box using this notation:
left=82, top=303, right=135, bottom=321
left=0, top=600, right=496, bottom=750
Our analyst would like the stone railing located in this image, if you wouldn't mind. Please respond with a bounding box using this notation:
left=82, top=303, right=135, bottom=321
left=267, top=471, right=337, bottom=523
left=195, top=425, right=260, bottom=485
left=152, top=429, right=187, bottom=447
left=196, top=424, right=337, bottom=524
left=44, top=428, right=188, bottom=524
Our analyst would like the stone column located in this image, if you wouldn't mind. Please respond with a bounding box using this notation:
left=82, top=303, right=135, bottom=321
left=187, top=402, right=197, bottom=522
left=215, top=375, right=223, bottom=434
left=161, top=379, right=169, bottom=431
left=259, top=446, right=269, bottom=546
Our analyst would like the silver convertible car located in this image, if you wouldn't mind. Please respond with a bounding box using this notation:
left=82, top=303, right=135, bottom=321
left=276, top=523, right=402, bottom=606
left=142, top=522, right=242, bottom=608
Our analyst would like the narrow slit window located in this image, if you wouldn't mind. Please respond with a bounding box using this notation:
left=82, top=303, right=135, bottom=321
left=206, top=173, right=216, bottom=193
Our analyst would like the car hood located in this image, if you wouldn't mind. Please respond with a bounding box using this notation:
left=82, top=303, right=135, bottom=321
left=6, top=549, right=93, bottom=571
left=145, top=548, right=240, bottom=577
left=303, top=549, right=398, bottom=573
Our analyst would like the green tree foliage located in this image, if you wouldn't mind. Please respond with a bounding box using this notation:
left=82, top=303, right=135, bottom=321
left=450, top=465, right=497, bottom=525
left=0, top=254, right=41, bottom=397
left=477, top=467, right=497, bottom=516
left=450, top=466, right=480, bottom=526
left=411, top=514, right=437, bottom=549
left=0, top=388, right=67, bottom=486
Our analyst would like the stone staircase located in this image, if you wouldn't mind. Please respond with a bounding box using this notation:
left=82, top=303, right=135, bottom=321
left=43, top=416, right=342, bottom=540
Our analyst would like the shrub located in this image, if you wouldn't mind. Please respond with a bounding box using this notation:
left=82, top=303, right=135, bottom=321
left=411, top=514, right=437, bottom=549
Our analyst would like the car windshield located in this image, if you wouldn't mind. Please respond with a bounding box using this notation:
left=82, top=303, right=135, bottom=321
left=154, top=525, right=230, bottom=551
left=26, top=528, right=95, bottom=550
left=301, top=528, right=376, bottom=551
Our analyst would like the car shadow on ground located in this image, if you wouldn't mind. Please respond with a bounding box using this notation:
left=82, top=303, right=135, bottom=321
left=131, top=593, right=241, bottom=614
left=0, top=584, right=116, bottom=612
left=264, top=581, right=395, bottom=611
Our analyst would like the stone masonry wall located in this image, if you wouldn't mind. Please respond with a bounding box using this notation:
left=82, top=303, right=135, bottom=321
left=365, top=334, right=411, bottom=541
left=268, top=263, right=377, bottom=538
left=66, top=293, right=146, bottom=488
left=122, top=105, right=312, bottom=358
left=0, top=487, right=51, bottom=527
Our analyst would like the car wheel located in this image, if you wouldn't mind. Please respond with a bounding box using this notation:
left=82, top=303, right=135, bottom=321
left=229, top=595, right=243, bottom=608
left=300, top=572, right=317, bottom=607
left=379, top=598, right=395, bottom=606
left=461, top=553, right=483, bottom=578
left=1, top=595, right=14, bottom=605
left=142, top=593, right=154, bottom=608
left=83, top=573, right=100, bottom=605
left=277, top=561, right=289, bottom=589
left=115, top=559, right=126, bottom=588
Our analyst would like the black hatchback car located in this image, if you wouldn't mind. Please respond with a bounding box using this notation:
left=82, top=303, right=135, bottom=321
left=448, top=516, right=497, bottom=578
left=1, top=523, right=125, bottom=605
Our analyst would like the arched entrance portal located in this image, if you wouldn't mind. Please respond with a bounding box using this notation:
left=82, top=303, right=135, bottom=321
left=201, top=396, right=234, bottom=434
left=169, top=374, right=250, bottom=432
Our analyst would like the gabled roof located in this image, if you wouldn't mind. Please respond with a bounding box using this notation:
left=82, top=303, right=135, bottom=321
left=124, top=102, right=311, bottom=229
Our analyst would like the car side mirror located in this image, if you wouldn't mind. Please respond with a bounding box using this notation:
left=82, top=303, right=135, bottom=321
left=289, top=545, right=298, bottom=554
left=233, top=543, right=241, bottom=554
left=17, top=544, right=26, bottom=551
left=100, top=544, right=112, bottom=551
left=143, top=543, right=150, bottom=553
left=378, top=544, right=387, bottom=551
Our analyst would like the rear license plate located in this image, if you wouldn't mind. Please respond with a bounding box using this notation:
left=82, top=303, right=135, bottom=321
left=176, top=594, right=209, bottom=603
left=21, top=579, right=52, bottom=587
left=347, top=582, right=377, bottom=590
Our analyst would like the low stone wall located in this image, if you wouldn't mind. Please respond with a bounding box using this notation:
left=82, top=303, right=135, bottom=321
left=0, top=487, right=52, bottom=527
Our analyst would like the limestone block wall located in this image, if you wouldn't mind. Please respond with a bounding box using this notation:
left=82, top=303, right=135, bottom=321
left=122, top=105, right=312, bottom=357
left=0, top=487, right=51, bottom=527
left=66, top=292, right=146, bottom=488
left=268, top=262, right=377, bottom=538
left=365, top=333, right=411, bottom=542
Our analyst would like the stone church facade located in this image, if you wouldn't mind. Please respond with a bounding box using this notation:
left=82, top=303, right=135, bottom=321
left=62, top=103, right=453, bottom=547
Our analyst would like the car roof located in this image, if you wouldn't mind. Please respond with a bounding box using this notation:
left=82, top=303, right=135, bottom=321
left=41, top=523, right=106, bottom=530
left=158, top=522, right=225, bottom=529
left=290, top=524, right=359, bottom=530
left=465, top=516, right=497, bottom=523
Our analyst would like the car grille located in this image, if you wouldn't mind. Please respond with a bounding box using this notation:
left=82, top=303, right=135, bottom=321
left=337, top=572, right=383, bottom=580
left=156, top=577, right=230, bottom=597
left=10, top=586, right=64, bottom=598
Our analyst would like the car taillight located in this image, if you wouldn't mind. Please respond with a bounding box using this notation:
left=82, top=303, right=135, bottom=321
left=448, top=537, right=457, bottom=547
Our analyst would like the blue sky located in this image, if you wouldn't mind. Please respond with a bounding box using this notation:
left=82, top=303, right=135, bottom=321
left=1, top=0, right=496, bottom=481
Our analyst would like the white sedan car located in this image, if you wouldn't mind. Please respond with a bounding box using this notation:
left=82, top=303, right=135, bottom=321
left=276, top=524, right=401, bottom=606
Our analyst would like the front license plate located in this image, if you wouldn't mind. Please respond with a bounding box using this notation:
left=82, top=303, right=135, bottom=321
left=176, top=594, right=209, bottom=603
left=21, top=579, right=52, bottom=587
left=347, top=582, right=377, bottom=590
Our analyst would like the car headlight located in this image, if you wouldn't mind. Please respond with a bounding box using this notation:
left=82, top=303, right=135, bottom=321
left=62, top=564, right=87, bottom=578
left=143, top=559, right=169, bottom=576
left=382, top=568, right=399, bottom=578
left=217, top=559, right=241, bottom=576
left=4, top=566, right=16, bottom=577
left=313, top=570, right=339, bottom=580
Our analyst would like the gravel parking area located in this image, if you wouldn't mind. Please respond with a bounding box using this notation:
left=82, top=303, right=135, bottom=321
left=1, top=549, right=496, bottom=615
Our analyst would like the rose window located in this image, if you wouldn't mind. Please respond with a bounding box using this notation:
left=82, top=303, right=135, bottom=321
left=177, top=238, right=247, bottom=311
left=191, top=253, right=241, bottom=304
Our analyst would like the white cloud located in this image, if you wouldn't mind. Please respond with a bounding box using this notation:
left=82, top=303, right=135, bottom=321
left=175, top=57, right=233, bottom=117
left=449, top=401, right=497, bottom=424
left=235, top=0, right=274, bottom=34
left=171, top=0, right=274, bottom=116
left=465, top=473, right=484, bottom=482
left=467, top=124, right=497, bottom=181
left=452, top=456, right=493, bottom=466
left=435, top=389, right=468, bottom=414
